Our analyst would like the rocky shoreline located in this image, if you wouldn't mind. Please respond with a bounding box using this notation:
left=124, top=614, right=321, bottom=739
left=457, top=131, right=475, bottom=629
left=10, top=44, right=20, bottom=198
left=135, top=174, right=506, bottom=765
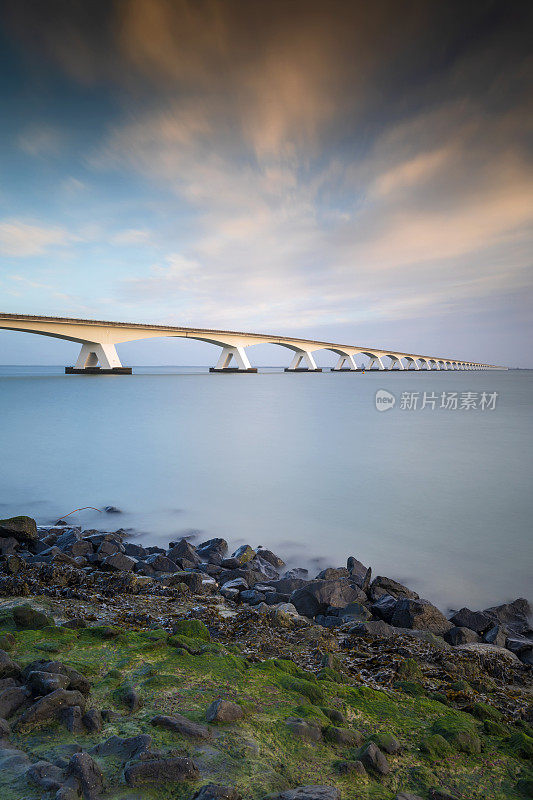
left=0, top=513, right=531, bottom=800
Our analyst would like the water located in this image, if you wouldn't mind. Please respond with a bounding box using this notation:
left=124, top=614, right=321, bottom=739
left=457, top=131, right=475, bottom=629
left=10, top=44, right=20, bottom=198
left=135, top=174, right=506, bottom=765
left=0, top=365, right=531, bottom=611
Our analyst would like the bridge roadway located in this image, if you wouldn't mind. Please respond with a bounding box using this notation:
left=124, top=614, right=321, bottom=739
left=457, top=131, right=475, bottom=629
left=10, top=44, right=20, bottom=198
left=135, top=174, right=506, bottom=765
left=0, top=313, right=504, bottom=372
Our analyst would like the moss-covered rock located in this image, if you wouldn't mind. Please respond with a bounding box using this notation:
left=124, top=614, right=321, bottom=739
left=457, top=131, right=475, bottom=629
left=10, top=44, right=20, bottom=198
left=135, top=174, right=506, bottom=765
left=483, top=719, right=509, bottom=737
left=471, top=701, right=503, bottom=722
left=420, top=733, right=453, bottom=761
left=278, top=675, right=325, bottom=705
left=397, top=657, right=423, bottom=681
left=508, top=732, right=533, bottom=760
left=432, top=714, right=482, bottom=755
left=171, top=619, right=211, bottom=641
left=13, top=604, right=54, bottom=630
left=394, top=680, right=425, bottom=697
left=0, top=515, right=38, bottom=542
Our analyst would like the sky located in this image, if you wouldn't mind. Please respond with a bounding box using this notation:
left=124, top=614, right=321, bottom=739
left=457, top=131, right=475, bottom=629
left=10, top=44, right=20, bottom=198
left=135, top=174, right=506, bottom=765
left=0, top=0, right=532, bottom=366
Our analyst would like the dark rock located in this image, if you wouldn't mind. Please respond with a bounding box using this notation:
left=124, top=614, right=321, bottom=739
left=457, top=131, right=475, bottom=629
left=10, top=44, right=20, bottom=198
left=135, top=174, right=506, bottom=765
left=62, top=618, right=87, bottom=629
left=290, top=579, right=365, bottom=618
left=3, top=554, right=23, bottom=574
left=0, top=537, right=20, bottom=555
left=429, top=791, right=460, bottom=800
left=66, top=752, right=104, bottom=799
left=444, top=626, right=480, bottom=645
left=369, top=575, right=419, bottom=600
left=371, top=732, right=401, bottom=754
left=285, top=717, right=322, bottom=742
left=269, top=577, right=308, bottom=594
left=338, top=601, right=371, bottom=622
left=0, top=678, right=18, bottom=691
left=59, top=705, right=84, bottom=733
left=316, top=567, right=349, bottom=580
left=483, top=624, right=508, bottom=647
left=104, top=506, right=121, bottom=513
left=346, top=557, right=371, bottom=590
left=91, top=734, right=152, bottom=760
left=265, top=591, right=290, bottom=605
left=13, top=603, right=54, bottom=629
left=371, top=593, right=398, bottom=622
left=27, top=669, right=70, bottom=695
left=0, top=650, right=21, bottom=680
left=315, top=615, right=342, bottom=629
left=0, top=685, right=29, bottom=718
left=220, top=577, right=248, bottom=592
left=101, top=553, right=135, bottom=572
left=346, top=620, right=395, bottom=637
left=196, top=538, right=228, bottom=561
left=240, top=589, right=265, bottom=605
left=506, top=634, right=533, bottom=654
left=391, top=598, right=452, bottom=635
left=334, top=759, right=366, bottom=775
left=0, top=718, right=9, bottom=738
left=394, top=794, right=424, bottom=800
left=124, top=542, right=147, bottom=558
left=218, top=568, right=263, bottom=587
left=193, top=784, right=242, bottom=800
left=168, top=538, right=201, bottom=565
left=16, top=688, right=86, bottom=729
left=151, top=713, right=212, bottom=739
left=26, top=760, right=64, bottom=792
left=82, top=708, right=103, bottom=732
left=273, top=788, right=340, bottom=800
left=256, top=548, right=285, bottom=568
left=0, top=516, right=38, bottom=542
left=251, top=554, right=280, bottom=579
left=232, top=545, right=256, bottom=564
left=124, top=757, right=200, bottom=786
left=359, top=741, right=390, bottom=775
left=324, top=726, right=363, bottom=746
left=97, top=539, right=123, bottom=558
left=206, top=699, right=243, bottom=723
left=283, top=568, right=308, bottom=580
left=484, top=598, right=531, bottom=633
left=449, top=607, right=493, bottom=633
left=24, top=660, right=91, bottom=695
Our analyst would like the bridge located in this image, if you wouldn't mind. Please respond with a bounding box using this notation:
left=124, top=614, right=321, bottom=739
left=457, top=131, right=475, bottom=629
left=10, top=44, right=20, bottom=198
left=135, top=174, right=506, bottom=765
left=0, top=313, right=504, bottom=372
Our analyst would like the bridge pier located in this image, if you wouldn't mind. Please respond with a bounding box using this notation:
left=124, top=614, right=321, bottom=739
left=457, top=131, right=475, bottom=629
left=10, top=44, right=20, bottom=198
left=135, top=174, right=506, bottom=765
left=331, top=354, right=357, bottom=371
left=284, top=350, right=322, bottom=372
left=209, top=345, right=257, bottom=372
left=66, top=342, right=132, bottom=374
left=367, top=356, right=385, bottom=370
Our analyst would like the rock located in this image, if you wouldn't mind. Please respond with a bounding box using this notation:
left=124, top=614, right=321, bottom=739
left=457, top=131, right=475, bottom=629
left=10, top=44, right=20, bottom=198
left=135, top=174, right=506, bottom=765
left=359, top=741, right=390, bottom=775
left=371, top=593, right=398, bottom=622
left=240, top=589, right=265, bottom=605
left=346, top=557, right=371, bottom=589
left=193, top=785, right=242, bottom=800
left=221, top=577, right=248, bottom=592
left=90, top=734, right=152, bottom=760
left=506, top=634, right=533, bottom=655
left=484, top=598, right=531, bottom=632
left=196, top=538, right=228, bottom=562
left=429, top=791, right=460, bottom=800
left=206, top=699, right=243, bottom=723
left=454, top=642, right=521, bottom=662
left=104, top=506, right=121, bottom=513
left=449, top=607, right=493, bottom=633
left=444, top=626, right=480, bottom=645
left=346, top=620, right=395, bottom=637
left=324, top=726, right=363, bottom=746
left=151, top=713, right=212, bottom=739
left=0, top=651, right=21, bottom=680
left=394, top=794, right=424, bottom=800
left=369, top=575, right=419, bottom=600
left=59, top=705, right=84, bottom=733
left=290, top=579, right=365, bottom=618
left=55, top=775, right=80, bottom=799
left=334, top=759, right=366, bottom=775
left=24, top=660, right=91, bottom=695
left=13, top=603, right=54, bottom=629
left=269, top=577, right=308, bottom=594
left=66, top=752, right=104, bottom=799
left=273, top=787, right=341, bottom=800
left=0, top=718, right=10, bottom=738
left=168, top=539, right=202, bottom=565
left=232, top=545, right=256, bottom=564
left=371, top=732, right=401, bottom=754
left=62, top=618, right=87, bottom=629
left=101, top=553, right=135, bottom=572
left=0, top=686, right=29, bottom=718
left=27, top=670, right=70, bottom=695
left=124, top=542, right=147, bottom=558
left=316, top=567, right=349, bottom=580
left=97, top=539, right=123, bottom=558
left=256, top=548, right=285, bottom=568
left=16, top=688, right=86, bottom=730
left=283, top=568, right=308, bottom=580
left=285, top=718, right=322, bottom=742
left=27, top=760, right=64, bottom=791
left=391, top=598, right=453, bottom=635
left=82, top=708, right=103, bottom=732
left=124, top=757, right=200, bottom=786
left=483, top=624, right=508, bottom=647
left=252, top=554, right=280, bottom=579
left=338, top=601, right=371, bottom=622
left=0, top=633, right=15, bottom=651
left=0, top=516, right=38, bottom=542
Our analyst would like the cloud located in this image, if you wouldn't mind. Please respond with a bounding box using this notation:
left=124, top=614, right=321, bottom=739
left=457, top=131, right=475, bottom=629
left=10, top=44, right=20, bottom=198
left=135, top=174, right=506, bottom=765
left=111, top=228, right=151, bottom=245
left=0, top=220, right=72, bottom=257
left=17, top=124, right=64, bottom=157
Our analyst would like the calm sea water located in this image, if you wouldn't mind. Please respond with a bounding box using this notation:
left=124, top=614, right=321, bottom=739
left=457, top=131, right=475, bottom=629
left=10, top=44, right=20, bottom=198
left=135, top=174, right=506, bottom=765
left=0, top=365, right=531, bottom=611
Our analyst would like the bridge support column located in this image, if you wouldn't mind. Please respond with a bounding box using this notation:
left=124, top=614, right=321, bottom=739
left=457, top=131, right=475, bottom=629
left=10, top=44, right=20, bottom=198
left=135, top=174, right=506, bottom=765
left=331, top=354, right=357, bottom=371
left=285, top=350, right=321, bottom=371
left=210, top=345, right=257, bottom=372
left=388, top=356, right=405, bottom=370
left=367, top=356, right=385, bottom=370
left=66, top=343, right=131, bottom=374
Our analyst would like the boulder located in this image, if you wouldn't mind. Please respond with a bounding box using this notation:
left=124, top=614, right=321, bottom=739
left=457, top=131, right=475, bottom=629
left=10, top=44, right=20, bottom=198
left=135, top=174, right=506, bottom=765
left=59, top=705, right=84, bottom=733
left=283, top=568, right=308, bottom=580
left=16, top=688, right=86, bottom=730
left=151, top=713, right=212, bottom=739
left=316, top=567, right=349, bottom=580
left=193, top=785, right=242, bottom=800
left=66, top=752, right=104, bottom=800
left=359, top=741, right=390, bottom=775
left=97, top=539, right=123, bottom=558
left=324, top=726, right=363, bottom=746
left=167, top=538, right=201, bottom=564
left=391, top=598, right=453, bottom=635
left=0, top=718, right=9, bottom=738
left=251, top=554, right=280, bottom=579
left=290, top=580, right=365, bottom=618
left=90, top=734, right=152, bottom=760
left=369, top=575, right=419, bottom=600
left=346, top=557, right=371, bottom=589
left=269, top=577, right=308, bottom=594
left=0, top=651, right=21, bottom=680
left=449, top=607, right=493, bottom=633
left=124, top=757, right=200, bottom=786
left=444, top=627, right=480, bottom=646
left=483, top=624, right=508, bottom=648
left=26, top=759, right=64, bottom=792
left=206, top=699, right=243, bottom=723
left=232, top=545, right=256, bottom=564
left=82, top=708, right=103, bottom=732
left=240, top=589, right=265, bottom=605
left=196, top=538, right=228, bottom=561
left=454, top=642, right=521, bottom=662
left=0, top=516, right=38, bottom=543
left=27, top=670, right=70, bottom=695
left=124, top=542, right=147, bottom=558
left=484, top=598, right=531, bottom=633
left=13, top=604, right=54, bottom=629
left=338, top=602, right=371, bottom=622
left=346, top=620, right=395, bottom=637
left=256, top=548, right=285, bottom=568
left=273, top=788, right=340, bottom=800
left=285, top=718, right=322, bottom=742
left=371, top=594, right=398, bottom=622
left=24, top=660, right=91, bottom=694
left=0, top=686, right=29, bottom=718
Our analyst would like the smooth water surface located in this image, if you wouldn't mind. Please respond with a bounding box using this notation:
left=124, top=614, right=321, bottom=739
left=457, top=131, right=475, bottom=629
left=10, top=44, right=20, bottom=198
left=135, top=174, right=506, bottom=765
left=0, top=365, right=531, bottom=610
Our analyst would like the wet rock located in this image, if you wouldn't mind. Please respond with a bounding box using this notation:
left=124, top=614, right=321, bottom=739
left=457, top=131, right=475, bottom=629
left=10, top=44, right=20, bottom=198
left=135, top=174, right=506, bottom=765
left=151, top=713, right=212, bottom=739
left=16, top=688, right=86, bottom=730
left=0, top=650, right=21, bottom=680
left=13, top=603, right=54, bottom=629
left=316, top=567, right=349, bottom=580
left=82, top=708, right=103, bottom=732
left=338, top=601, right=371, bottom=622
left=273, top=788, right=340, bottom=800
left=444, top=626, right=480, bottom=645
left=104, top=506, right=121, bottom=513
left=324, top=726, right=363, bottom=746
left=371, top=593, right=398, bottom=622
left=359, top=741, right=390, bottom=775
left=269, top=577, right=308, bottom=594
left=506, top=634, right=533, bottom=655
left=484, top=598, right=531, bottom=633
left=0, top=685, right=29, bottom=718
left=193, top=785, right=242, bottom=800
left=0, top=516, right=38, bottom=542
left=391, top=598, right=453, bottom=635
left=101, top=552, right=135, bottom=572
left=283, top=568, right=308, bottom=580
left=27, top=760, right=64, bottom=791
left=240, top=589, right=266, bottom=605
left=196, top=538, right=228, bottom=562
left=232, top=545, right=256, bottom=565
left=252, top=554, right=280, bottom=579
left=369, top=575, right=419, bottom=600
left=66, top=752, right=104, bottom=799
left=90, top=734, right=152, bottom=760
left=483, top=624, right=508, bottom=647
left=206, top=699, right=243, bottom=723
left=27, top=670, right=70, bottom=695
left=256, top=548, right=285, bottom=568
left=123, top=542, right=147, bottom=558
left=285, top=718, right=322, bottom=742
left=59, top=705, right=84, bottom=733
left=24, top=660, right=91, bottom=695
left=346, top=620, right=395, bottom=637
left=221, top=577, right=248, bottom=593
left=346, top=557, right=371, bottom=590
left=449, top=607, right=493, bottom=633
left=168, top=539, right=202, bottom=565
left=0, top=718, right=10, bottom=738
left=371, top=732, right=401, bottom=754
left=96, top=539, right=124, bottom=558
left=124, top=757, right=200, bottom=786
left=290, top=579, right=365, bottom=618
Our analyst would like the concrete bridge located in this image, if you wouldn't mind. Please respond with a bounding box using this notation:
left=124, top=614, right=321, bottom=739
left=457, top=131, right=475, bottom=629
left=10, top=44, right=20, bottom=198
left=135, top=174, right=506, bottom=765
left=0, top=313, right=504, bottom=372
